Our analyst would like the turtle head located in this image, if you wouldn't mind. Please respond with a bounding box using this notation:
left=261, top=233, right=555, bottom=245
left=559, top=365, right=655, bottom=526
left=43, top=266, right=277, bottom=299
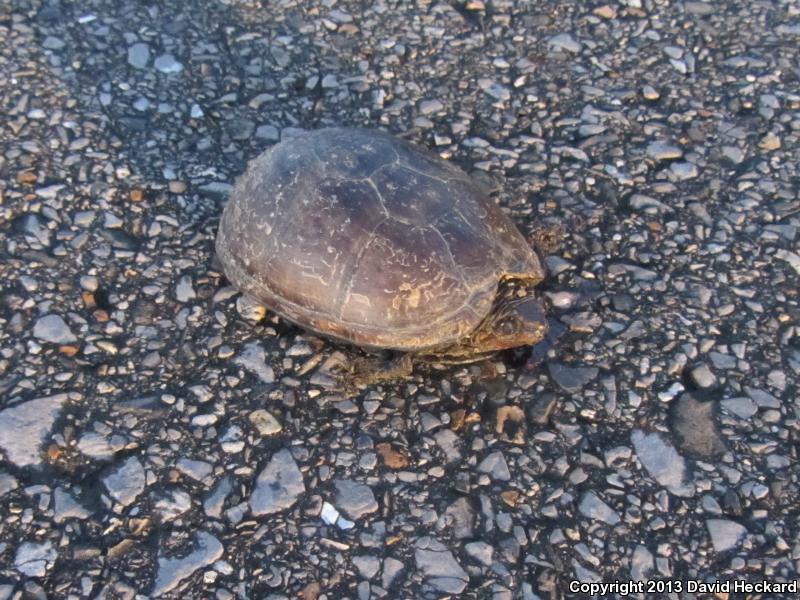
left=473, top=291, right=548, bottom=352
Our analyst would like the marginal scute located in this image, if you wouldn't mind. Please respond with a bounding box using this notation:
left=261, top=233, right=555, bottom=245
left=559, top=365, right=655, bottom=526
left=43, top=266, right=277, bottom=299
left=216, top=127, right=544, bottom=351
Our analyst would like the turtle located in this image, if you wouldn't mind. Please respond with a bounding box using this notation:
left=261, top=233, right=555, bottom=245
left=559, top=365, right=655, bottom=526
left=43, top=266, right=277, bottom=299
left=216, top=127, right=548, bottom=383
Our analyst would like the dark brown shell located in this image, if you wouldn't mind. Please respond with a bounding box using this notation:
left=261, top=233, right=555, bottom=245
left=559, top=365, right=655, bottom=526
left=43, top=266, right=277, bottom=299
left=216, top=127, right=544, bottom=351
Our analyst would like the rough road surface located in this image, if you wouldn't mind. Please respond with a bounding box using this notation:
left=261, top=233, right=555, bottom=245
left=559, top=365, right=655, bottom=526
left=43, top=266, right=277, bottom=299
left=1, top=0, right=798, bottom=598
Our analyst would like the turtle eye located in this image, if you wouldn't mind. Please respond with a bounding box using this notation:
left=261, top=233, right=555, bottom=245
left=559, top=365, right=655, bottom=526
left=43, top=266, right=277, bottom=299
left=499, top=318, right=516, bottom=335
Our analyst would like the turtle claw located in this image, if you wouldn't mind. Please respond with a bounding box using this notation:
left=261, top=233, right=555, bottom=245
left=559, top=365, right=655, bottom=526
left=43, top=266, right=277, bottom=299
left=336, top=353, right=414, bottom=392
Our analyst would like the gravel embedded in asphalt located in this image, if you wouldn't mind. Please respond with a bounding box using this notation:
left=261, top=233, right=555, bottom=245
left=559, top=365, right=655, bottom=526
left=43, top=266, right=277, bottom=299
left=0, top=0, right=798, bottom=597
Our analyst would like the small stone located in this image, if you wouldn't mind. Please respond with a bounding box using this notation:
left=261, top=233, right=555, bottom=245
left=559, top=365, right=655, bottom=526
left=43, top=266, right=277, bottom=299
left=419, top=99, right=444, bottom=115
left=646, top=140, right=683, bottom=161
left=104, top=457, right=146, bottom=506
left=154, top=54, right=183, bottom=74
left=593, top=5, right=617, bottom=19
left=578, top=491, right=620, bottom=525
left=642, top=85, right=660, bottom=100
left=168, top=181, right=187, bottom=194
left=631, top=430, right=694, bottom=497
left=758, top=133, right=781, bottom=150
left=53, top=487, right=91, bottom=522
left=630, top=545, right=654, bottom=580
left=669, top=162, right=699, bottom=180
left=334, top=479, right=378, bottom=520
left=42, top=36, right=65, bottom=50
left=33, top=314, right=77, bottom=344
left=671, top=393, right=726, bottom=457
left=375, top=443, right=409, bottom=469
left=548, top=363, right=598, bottom=393
left=248, top=409, right=283, bottom=436
left=176, top=458, right=213, bottom=482
left=548, top=33, right=582, bottom=53
left=14, top=541, right=57, bottom=577
left=414, top=537, right=469, bottom=594
left=250, top=449, right=305, bottom=515
left=690, top=364, right=717, bottom=388
left=234, top=342, right=275, bottom=383
left=353, top=555, right=381, bottom=580
left=0, top=472, right=19, bottom=497
left=445, top=497, right=475, bottom=539
left=127, top=43, right=150, bottom=68
left=706, top=519, right=747, bottom=553
left=236, top=295, right=267, bottom=321
left=464, top=541, right=494, bottom=566
left=0, top=394, right=69, bottom=467
left=255, top=124, right=280, bottom=142
left=382, top=557, right=405, bottom=589
left=477, top=450, right=511, bottom=481
left=175, top=275, right=196, bottom=303
left=527, top=393, right=556, bottom=425
left=720, top=397, right=757, bottom=419
left=721, top=145, right=745, bottom=164
left=152, top=532, right=224, bottom=596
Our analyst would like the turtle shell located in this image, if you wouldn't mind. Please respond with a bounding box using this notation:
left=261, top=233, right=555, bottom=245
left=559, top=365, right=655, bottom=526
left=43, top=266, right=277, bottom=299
left=216, top=127, right=544, bottom=351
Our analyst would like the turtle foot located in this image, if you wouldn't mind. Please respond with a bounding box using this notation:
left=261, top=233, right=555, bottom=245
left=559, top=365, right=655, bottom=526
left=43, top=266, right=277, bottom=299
left=337, top=353, right=414, bottom=392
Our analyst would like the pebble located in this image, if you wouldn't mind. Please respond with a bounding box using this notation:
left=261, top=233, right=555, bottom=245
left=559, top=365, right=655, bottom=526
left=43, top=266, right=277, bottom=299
left=706, top=519, right=747, bottom=553
left=154, top=54, right=183, bottom=74
left=152, top=532, right=224, bottom=596
left=334, top=479, right=378, bottom=520
left=414, top=537, right=469, bottom=594
left=418, top=99, right=444, bottom=115
left=127, top=43, right=150, bottom=69
left=175, top=275, right=196, bottom=303
left=248, top=409, right=283, bottom=436
left=646, top=140, right=683, bottom=161
left=103, top=457, right=146, bottom=506
left=578, top=491, right=620, bottom=525
left=690, top=364, right=717, bottom=388
left=33, top=314, right=77, bottom=344
left=14, top=541, right=57, bottom=577
left=476, top=450, right=511, bottom=481
left=669, top=162, right=699, bottom=180
left=0, top=394, right=69, bottom=467
left=547, top=363, right=599, bottom=393
left=631, top=430, right=694, bottom=497
left=671, top=393, right=726, bottom=457
left=250, top=448, right=305, bottom=515
left=547, top=33, right=582, bottom=53
left=234, top=342, right=275, bottom=383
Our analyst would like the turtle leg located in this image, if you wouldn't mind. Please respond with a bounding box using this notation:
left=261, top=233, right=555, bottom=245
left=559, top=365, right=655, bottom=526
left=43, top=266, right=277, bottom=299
left=340, top=353, right=414, bottom=390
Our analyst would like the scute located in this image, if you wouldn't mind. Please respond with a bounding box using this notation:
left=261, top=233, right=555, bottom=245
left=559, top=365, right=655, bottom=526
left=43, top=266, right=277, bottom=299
left=216, top=127, right=544, bottom=351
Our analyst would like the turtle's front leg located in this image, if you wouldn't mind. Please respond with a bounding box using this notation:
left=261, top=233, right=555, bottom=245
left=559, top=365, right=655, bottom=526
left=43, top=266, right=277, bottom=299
left=340, top=352, right=414, bottom=391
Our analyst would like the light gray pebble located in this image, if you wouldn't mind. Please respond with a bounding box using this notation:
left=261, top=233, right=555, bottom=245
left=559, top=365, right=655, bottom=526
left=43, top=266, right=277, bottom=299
left=234, top=341, right=275, bottom=383
left=477, top=450, right=511, bottom=481
left=154, top=54, right=183, bottom=74
left=14, top=541, right=57, bottom=577
left=690, top=364, right=717, bottom=388
left=578, top=491, right=620, bottom=525
left=631, top=430, right=694, bottom=497
left=104, top=456, right=146, bottom=506
left=414, top=536, right=469, bottom=594
left=152, top=531, right=223, bottom=596
left=0, top=394, right=69, bottom=467
left=464, top=541, right=494, bottom=566
left=33, top=314, right=77, bottom=344
left=127, top=43, right=150, bottom=68
left=353, top=555, right=381, bottom=580
left=250, top=449, right=305, bottom=515
left=334, top=479, right=378, bottom=520
left=548, top=33, right=582, bottom=53
left=706, top=519, right=747, bottom=553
